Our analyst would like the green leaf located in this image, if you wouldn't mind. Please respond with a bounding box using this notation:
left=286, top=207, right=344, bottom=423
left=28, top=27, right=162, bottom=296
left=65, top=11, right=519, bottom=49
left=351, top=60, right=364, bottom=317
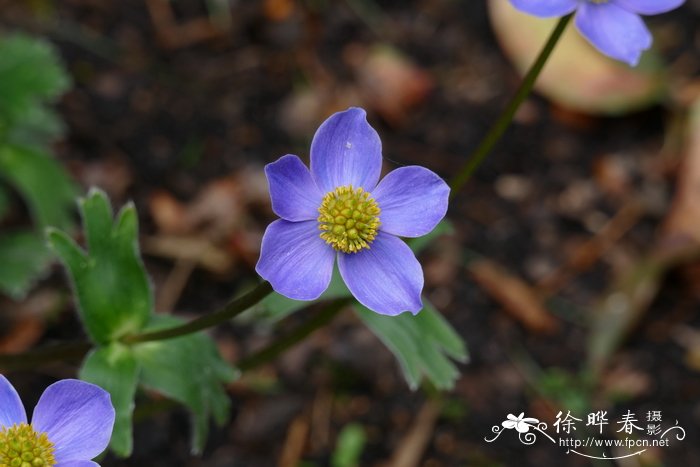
left=0, top=144, right=77, bottom=230
left=47, top=188, right=152, bottom=344
left=0, top=230, right=53, bottom=299
left=80, top=344, right=139, bottom=457
left=355, top=299, right=468, bottom=391
left=331, top=423, right=366, bottom=467
left=7, top=105, right=65, bottom=148
left=132, top=315, right=238, bottom=454
left=0, top=34, right=70, bottom=128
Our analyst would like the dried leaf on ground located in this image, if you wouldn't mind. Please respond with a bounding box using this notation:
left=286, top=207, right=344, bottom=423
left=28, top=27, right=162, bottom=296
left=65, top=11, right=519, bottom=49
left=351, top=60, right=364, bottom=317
left=348, top=45, right=433, bottom=126
left=468, top=259, right=559, bottom=334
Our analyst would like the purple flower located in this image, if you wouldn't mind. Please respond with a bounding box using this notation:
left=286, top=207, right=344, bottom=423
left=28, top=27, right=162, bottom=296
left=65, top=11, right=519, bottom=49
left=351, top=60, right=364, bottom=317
left=509, top=0, right=685, bottom=66
left=0, top=375, right=115, bottom=467
left=256, top=107, right=449, bottom=316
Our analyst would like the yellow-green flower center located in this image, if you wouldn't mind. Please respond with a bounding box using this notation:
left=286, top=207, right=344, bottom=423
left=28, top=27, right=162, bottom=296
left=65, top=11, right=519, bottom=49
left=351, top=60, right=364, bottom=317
left=318, top=185, right=381, bottom=253
left=0, top=423, right=56, bottom=467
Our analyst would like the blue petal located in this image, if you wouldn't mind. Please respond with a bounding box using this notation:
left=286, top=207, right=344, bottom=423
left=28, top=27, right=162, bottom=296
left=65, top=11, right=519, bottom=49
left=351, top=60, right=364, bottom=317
left=338, top=232, right=423, bottom=316
left=614, top=0, right=685, bottom=15
left=0, top=375, right=27, bottom=428
left=372, top=166, right=449, bottom=238
left=265, top=154, right=322, bottom=222
left=256, top=219, right=335, bottom=300
left=56, top=461, right=100, bottom=467
left=31, top=380, right=115, bottom=462
left=310, top=107, right=382, bottom=193
left=509, top=0, right=577, bottom=17
left=575, top=2, right=652, bottom=66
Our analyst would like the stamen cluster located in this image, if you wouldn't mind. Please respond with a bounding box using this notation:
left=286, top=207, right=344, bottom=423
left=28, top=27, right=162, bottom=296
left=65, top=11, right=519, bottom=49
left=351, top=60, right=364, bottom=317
left=0, top=423, right=56, bottom=467
left=318, top=185, right=381, bottom=253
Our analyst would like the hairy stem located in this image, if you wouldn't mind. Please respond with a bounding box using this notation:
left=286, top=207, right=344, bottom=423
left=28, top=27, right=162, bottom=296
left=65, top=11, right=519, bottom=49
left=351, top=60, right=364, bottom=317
left=449, top=14, right=571, bottom=195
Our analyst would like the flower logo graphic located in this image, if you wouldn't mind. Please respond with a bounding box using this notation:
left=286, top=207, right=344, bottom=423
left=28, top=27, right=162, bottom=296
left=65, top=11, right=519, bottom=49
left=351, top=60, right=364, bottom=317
left=502, top=412, right=540, bottom=433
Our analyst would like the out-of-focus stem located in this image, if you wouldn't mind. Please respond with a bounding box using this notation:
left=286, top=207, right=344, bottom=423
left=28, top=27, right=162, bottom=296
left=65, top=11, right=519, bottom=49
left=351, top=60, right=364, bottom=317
left=449, top=14, right=571, bottom=196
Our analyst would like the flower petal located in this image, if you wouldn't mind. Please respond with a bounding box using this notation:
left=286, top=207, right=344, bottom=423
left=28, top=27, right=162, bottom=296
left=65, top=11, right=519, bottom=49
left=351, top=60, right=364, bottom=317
left=310, top=107, right=382, bottom=193
left=338, top=232, right=423, bottom=316
left=255, top=219, right=335, bottom=300
left=502, top=420, right=517, bottom=429
left=265, top=154, right=323, bottom=222
left=575, top=2, right=652, bottom=66
left=0, top=375, right=27, bottom=427
left=614, top=0, right=685, bottom=15
left=56, top=461, right=100, bottom=467
left=508, top=0, right=577, bottom=17
left=31, top=380, right=115, bottom=462
left=372, top=166, right=449, bottom=238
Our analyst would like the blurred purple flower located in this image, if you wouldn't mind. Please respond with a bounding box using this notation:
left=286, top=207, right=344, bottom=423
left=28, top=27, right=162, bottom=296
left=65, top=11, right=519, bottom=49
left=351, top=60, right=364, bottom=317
left=256, top=107, right=449, bottom=316
left=509, top=0, right=685, bottom=66
left=0, top=375, right=115, bottom=467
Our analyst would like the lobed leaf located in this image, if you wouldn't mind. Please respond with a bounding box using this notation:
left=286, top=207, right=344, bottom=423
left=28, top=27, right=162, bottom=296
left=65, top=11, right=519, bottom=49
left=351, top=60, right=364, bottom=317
left=132, top=315, right=238, bottom=454
left=80, top=344, right=139, bottom=457
left=47, top=188, right=152, bottom=344
left=355, top=299, right=468, bottom=391
left=0, top=144, right=77, bottom=230
left=0, top=34, right=70, bottom=129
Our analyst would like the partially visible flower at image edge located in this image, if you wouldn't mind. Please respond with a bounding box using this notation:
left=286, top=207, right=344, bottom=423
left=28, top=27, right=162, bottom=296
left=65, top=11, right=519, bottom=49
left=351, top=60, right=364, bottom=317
left=0, top=375, right=115, bottom=467
left=509, top=0, right=685, bottom=66
left=256, top=107, right=449, bottom=316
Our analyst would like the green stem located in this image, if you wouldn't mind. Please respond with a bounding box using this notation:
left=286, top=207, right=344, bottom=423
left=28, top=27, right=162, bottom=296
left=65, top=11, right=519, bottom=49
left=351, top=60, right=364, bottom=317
left=449, top=14, right=571, bottom=195
left=237, top=298, right=351, bottom=372
left=122, top=281, right=274, bottom=344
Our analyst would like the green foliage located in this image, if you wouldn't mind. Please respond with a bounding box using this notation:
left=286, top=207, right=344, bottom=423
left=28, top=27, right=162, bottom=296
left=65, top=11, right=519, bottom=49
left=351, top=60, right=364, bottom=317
left=0, top=144, right=76, bottom=230
left=0, top=33, right=76, bottom=299
left=48, top=189, right=151, bottom=344
left=133, top=316, right=238, bottom=454
left=0, top=145, right=75, bottom=298
left=536, top=369, right=590, bottom=416
left=331, top=423, right=366, bottom=467
left=0, top=231, right=53, bottom=299
left=355, top=299, right=468, bottom=391
left=49, top=189, right=236, bottom=456
left=80, top=344, right=139, bottom=457
left=0, top=34, right=70, bottom=135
